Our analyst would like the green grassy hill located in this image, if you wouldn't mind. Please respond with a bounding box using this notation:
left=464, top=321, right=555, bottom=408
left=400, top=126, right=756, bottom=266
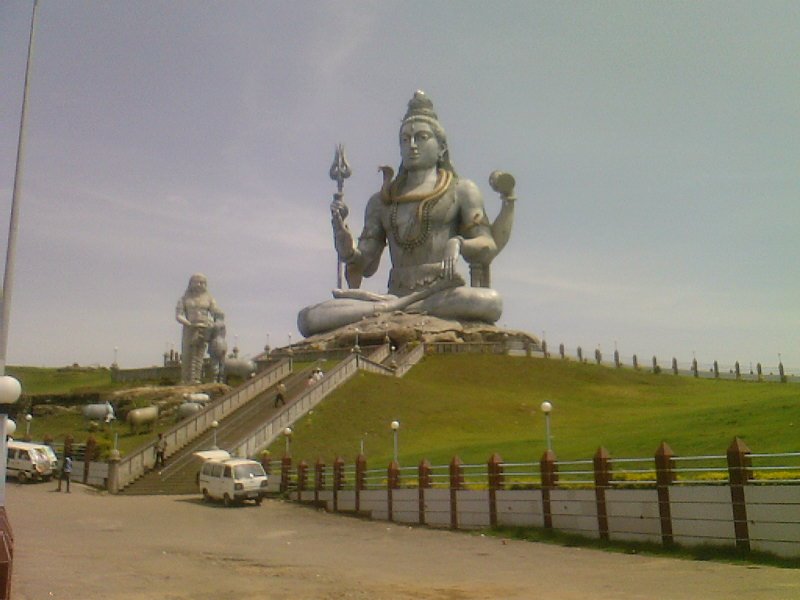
left=267, top=354, right=800, bottom=467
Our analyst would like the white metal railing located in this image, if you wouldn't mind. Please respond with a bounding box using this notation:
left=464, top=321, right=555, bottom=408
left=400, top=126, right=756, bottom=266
left=115, top=359, right=291, bottom=489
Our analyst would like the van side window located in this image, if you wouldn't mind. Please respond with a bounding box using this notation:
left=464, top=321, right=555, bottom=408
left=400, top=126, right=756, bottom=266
left=201, top=463, right=212, bottom=476
left=210, top=464, right=223, bottom=478
left=223, top=466, right=232, bottom=478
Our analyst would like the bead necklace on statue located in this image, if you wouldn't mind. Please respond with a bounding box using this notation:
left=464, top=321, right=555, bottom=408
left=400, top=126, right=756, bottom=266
left=384, top=169, right=453, bottom=251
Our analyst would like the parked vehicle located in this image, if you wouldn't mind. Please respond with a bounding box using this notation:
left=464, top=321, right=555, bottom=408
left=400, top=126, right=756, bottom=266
left=195, top=450, right=268, bottom=506
left=6, top=440, right=54, bottom=483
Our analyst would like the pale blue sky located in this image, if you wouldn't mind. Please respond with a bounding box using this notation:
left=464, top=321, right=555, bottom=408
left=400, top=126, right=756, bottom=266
left=1, top=1, right=798, bottom=370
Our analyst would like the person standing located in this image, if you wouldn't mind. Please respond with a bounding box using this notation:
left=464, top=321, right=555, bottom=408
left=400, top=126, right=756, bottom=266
left=56, top=454, right=73, bottom=493
left=154, top=433, right=167, bottom=470
left=274, top=382, right=287, bottom=408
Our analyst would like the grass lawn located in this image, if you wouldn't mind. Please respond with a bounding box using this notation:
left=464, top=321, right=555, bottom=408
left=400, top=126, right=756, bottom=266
left=266, top=354, right=800, bottom=467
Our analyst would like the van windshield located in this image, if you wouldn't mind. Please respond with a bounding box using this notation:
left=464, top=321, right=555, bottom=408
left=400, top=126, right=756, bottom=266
left=31, top=448, right=50, bottom=467
left=234, top=464, right=265, bottom=479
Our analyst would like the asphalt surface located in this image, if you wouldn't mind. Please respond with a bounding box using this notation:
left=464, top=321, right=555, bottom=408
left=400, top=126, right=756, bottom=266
left=6, top=480, right=800, bottom=599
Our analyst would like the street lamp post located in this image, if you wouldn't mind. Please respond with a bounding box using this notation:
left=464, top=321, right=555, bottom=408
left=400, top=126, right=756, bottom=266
left=0, top=375, right=22, bottom=506
left=390, top=420, right=400, bottom=464
left=283, top=427, right=293, bottom=456
left=24, top=413, right=32, bottom=437
left=353, top=328, right=361, bottom=354
left=210, top=420, right=219, bottom=449
left=540, top=401, right=553, bottom=452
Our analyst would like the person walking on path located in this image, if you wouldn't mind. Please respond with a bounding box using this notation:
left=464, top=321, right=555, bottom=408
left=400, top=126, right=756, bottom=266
left=56, top=454, right=73, bottom=493
left=154, top=433, right=167, bottom=470
left=274, top=382, right=287, bottom=408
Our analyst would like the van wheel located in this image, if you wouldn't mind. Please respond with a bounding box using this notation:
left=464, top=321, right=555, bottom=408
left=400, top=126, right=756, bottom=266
left=254, top=497, right=263, bottom=506
left=17, top=472, right=28, bottom=484
left=223, top=493, right=232, bottom=507
left=202, top=489, right=211, bottom=503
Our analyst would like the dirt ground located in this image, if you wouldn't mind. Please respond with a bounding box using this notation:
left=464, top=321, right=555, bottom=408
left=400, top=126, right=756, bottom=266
left=6, top=481, right=800, bottom=600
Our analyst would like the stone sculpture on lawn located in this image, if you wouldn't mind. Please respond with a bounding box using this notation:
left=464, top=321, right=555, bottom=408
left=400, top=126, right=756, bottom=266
left=175, top=273, right=225, bottom=384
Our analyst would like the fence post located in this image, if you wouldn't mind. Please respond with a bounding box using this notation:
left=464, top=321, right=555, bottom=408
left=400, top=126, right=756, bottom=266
left=652, top=356, right=659, bottom=373
left=333, top=456, right=344, bottom=512
left=614, top=349, right=620, bottom=368
left=488, top=453, right=503, bottom=528
left=577, top=346, right=583, bottom=362
left=388, top=461, right=400, bottom=522
left=727, top=437, right=752, bottom=552
left=449, top=456, right=464, bottom=530
left=355, top=454, right=366, bottom=513
left=82, top=436, right=97, bottom=484
left=559, top=343, right=565, bottom=360
left=593, top=447, right=611, bottom=541
left=540, top=449, right=558, bottom=529
left=672, top=357, right=678, bottom=375
left=297, top=460, right=308, bottom=502
left=632, top=354, right=639, bottom=370
left=692, top=358, right=698, bottom=377
left=314, top=458, right=325, bottom=505
left=713, top=360, right=719, bottom=379
left=280, top=455, right=292, bottom=494
left=756, top=362, right=762, bottom=382
left=734, top=361, right=741, bottom=380
left=418, top=459, right=431, bottom=525
left=654, top=442, right=675, bottom=546
left=260, top=451, right=271, bottom=476
left=64, top=435, right=74, bottom=460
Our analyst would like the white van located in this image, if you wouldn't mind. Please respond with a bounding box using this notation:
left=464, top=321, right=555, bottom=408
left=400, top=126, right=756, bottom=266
left=6, top=440, right=54, bottom=483
left=195, top=450, right=268, bottom=506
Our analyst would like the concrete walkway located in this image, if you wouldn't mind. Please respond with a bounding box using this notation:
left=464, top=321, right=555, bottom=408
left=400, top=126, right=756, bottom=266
left=7, top=481, right=800, bottom=599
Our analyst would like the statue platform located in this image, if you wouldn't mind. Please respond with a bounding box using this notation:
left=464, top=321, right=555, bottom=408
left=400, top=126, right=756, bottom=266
left=285, top=313, right=540, bottom=355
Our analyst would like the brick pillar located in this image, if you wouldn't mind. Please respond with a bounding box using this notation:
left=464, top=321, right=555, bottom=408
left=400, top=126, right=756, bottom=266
left=540, top=449, right=558, bottom=529
left=418, top=459, right=431, bottom=525
left=355, top=454, right=366, bottom=513
left=0, top=507, right=12, bottom=600
left=488, top=453, right=503, bottom=528
left=388, top=461, right=400, bottom=522
left=654, top=441, right=675, bottom=546
left=333, top=456, right=344, bottom=512
left=449, top=456, right=463, bottom=530
left=84, top=437, right=97, bottom=484
left=260, top=451, right=272, bottom=476
left=280, top=455, right=292, bottom=494
left=727, top=437, right=752, bottom=551
left=297, top=460, right=308, bottom=502
left=314, top=458, right=325, bottom=505
left=593, top=447, right=611, bottom=541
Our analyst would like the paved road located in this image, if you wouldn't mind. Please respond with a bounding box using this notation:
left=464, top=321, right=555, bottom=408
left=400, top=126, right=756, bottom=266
left=7, top=481, right=800, bottom=599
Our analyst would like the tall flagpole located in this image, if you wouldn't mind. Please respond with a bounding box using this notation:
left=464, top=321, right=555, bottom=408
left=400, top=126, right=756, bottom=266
left=0, top=0, right=39, bottom=375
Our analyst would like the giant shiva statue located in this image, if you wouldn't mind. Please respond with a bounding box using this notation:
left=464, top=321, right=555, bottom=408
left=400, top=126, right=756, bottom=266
left=298, top=91, right=516, bottom=337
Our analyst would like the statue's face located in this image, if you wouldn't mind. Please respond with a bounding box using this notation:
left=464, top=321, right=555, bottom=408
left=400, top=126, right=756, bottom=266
left=400, top=121, right=441, bottom=171
left=189, top=275, right=207, bottom=293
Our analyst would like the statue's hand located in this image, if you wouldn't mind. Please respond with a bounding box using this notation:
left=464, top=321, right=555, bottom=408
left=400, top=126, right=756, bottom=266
left=330, top=194, right=355, bottom=260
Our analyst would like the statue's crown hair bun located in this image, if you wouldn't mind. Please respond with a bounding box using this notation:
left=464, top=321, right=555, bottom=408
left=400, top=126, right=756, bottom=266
left=403, top=90, right=438, bottom=122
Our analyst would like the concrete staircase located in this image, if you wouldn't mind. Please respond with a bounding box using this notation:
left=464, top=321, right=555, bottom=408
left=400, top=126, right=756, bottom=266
left=119, top=367, right=314, bottom=495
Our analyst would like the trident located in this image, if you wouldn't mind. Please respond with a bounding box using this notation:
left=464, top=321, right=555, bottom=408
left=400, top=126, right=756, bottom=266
left=329, top=144, right=352, bottom=288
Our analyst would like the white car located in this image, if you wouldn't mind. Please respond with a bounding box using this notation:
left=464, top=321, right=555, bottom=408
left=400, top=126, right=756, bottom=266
left=195, top=450, right=268, bottom=507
